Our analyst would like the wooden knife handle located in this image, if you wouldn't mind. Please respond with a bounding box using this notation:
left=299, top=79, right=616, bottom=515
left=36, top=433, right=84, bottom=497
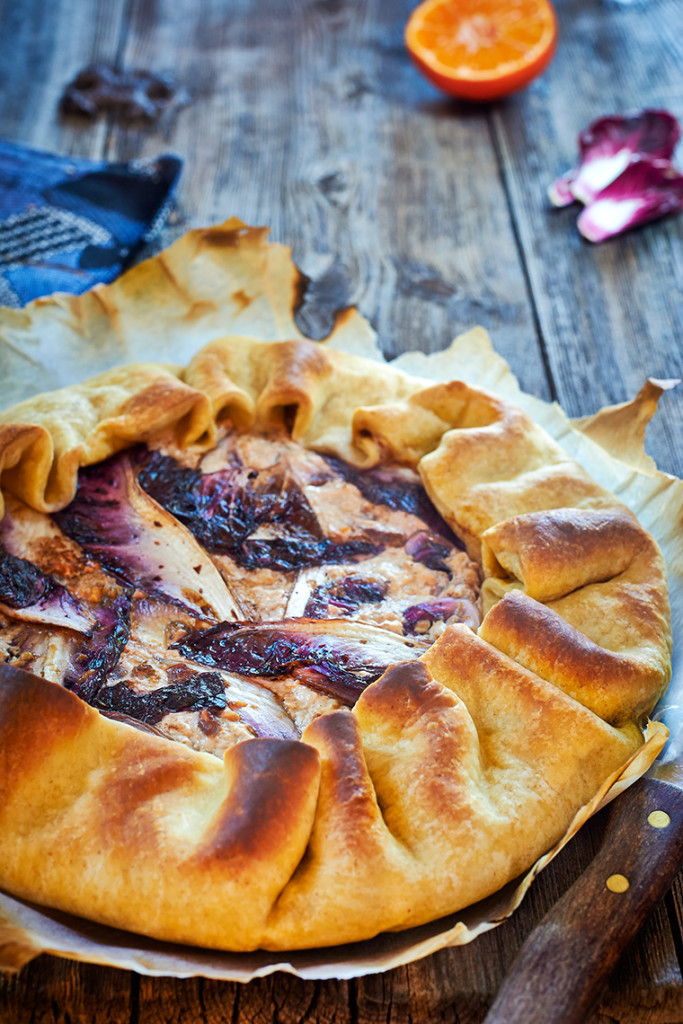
left=483, top=776, right=683, bottom=1024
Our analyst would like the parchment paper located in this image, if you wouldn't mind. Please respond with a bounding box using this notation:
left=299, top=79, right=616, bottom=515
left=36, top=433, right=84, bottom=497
left=0, top=219, right=679, bottom=979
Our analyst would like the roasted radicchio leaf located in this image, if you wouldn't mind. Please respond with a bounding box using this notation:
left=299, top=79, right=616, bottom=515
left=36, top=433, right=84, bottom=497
left=64, top=589, right=132, bottom=703
left=54, top=452, right=239, bottom=621
left=404, top=530, right=455, bottom=574
left=173, top=620, right=422, bottom=705
left=549, top=109, right=683, bottom=241
left=92, top=671, right=227, bottom=725
left=138, top=450, right=380, bottom=571
left=0, top=543, right=94, bottom=633
left=403, top=597, right=479, bottom=635
left=323, top=455, right=459, bottom=544
left=303, top=575, right=388, bottom=618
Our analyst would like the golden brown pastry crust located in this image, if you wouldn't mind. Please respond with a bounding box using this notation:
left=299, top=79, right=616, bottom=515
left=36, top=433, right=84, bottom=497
left=0, top=333, right=672, bottom=951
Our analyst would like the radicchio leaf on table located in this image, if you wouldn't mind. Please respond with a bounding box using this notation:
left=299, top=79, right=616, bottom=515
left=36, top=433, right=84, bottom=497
left=577, top=157, right=683, bottom=242
left=548, top=108, right=681, bottom=207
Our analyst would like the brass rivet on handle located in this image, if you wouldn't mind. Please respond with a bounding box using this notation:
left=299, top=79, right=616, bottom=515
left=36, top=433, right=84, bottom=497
left=606, top=874, right=630, bottom=893
left=648, top=810, right=671, bottom=829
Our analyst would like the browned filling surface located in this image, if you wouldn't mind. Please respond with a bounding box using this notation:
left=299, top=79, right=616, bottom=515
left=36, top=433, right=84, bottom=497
left=0, top=430, right=481, bottom=756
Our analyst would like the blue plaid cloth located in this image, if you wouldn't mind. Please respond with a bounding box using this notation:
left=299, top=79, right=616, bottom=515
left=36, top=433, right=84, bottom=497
left=0, top=140, right=182, bottom=307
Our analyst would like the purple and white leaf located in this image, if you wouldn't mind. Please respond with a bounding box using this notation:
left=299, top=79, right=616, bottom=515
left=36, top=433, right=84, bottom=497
left=173, top=618, right=425, bottom=705
left=403, top=597, right=481, bottom=635
left=92, top=671, right=229, bottom=725
left=54, top=452, right=241, bottom=622
left=137, top=448, right=382, bottom=572
left=64, top=589, right=133, bottom=703
left=577, top=157, right=683, bottom=242
left=0, top=543, right=95, bottom=633
left=549, top=108, right=681, bottom=207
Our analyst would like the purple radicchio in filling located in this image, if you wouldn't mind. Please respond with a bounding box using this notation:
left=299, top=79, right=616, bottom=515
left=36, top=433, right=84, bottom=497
left=322, top=455, right=460, bottom=545
left=405, top=530, right=455, bottom=574
left=64, top=588, right=133, bottom=704
left=173, top=621, right=418, bottom=705
left=95, top=669, right=299, bottom=740
left=53, top=452, right=238, bottom=622
left=303, top=575, right=388, bottom=618
left=0, top=543, right=94, bottom=633
left=92, top=670, right=227, bottom=725
left=137, top=449, right=381, bottom=571
left=0, top=537, right=132, bottom=704
left=548, top=108, right=683, bottom=241
left=403, top=597, right=479, bottom=635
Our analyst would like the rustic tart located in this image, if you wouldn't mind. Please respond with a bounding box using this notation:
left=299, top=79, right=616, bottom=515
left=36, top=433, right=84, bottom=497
left=0, top=334, right=672, bottom=952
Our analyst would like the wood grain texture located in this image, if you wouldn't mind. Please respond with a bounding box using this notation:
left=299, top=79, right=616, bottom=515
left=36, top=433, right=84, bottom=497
left=0, top=0, right=126, bottom=159
left=107, top=0, right=552, bottom=399
left=0, top=0, right=681, bottom=1020
left=489, top=0, right=683, bottom=477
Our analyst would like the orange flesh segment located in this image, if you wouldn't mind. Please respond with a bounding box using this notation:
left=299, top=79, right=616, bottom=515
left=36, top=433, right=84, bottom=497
left=407, top=0, right=556, bottom=83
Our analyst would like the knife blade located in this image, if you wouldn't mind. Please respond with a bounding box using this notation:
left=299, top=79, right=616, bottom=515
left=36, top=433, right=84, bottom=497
left=482, top=692, right=683, bottom=1024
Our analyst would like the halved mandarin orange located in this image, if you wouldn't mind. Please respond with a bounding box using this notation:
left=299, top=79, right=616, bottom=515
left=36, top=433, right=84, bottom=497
left=405, top=0, right=558, bottom=102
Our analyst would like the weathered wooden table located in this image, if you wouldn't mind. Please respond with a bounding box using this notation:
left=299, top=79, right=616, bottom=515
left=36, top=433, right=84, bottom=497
left=0, top=0, right=681, bottom=1020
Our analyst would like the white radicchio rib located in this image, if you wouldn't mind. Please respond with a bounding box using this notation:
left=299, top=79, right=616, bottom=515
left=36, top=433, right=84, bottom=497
left=549, top=108, right=683, bottom=241
left=549, top=108, right=681, bottom=207
left=54, top=451, right=242, bottom=623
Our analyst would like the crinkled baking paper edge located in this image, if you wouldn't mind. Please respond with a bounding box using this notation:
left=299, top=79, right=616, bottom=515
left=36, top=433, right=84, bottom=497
left=0, top=218, right=679, bottom=979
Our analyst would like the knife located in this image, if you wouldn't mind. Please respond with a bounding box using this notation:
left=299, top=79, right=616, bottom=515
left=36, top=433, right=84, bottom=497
left=483, top=702, right=683, bottom=1024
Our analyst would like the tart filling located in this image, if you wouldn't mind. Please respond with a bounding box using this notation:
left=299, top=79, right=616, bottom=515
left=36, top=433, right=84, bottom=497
left=0, top=429, right=482, bottom=757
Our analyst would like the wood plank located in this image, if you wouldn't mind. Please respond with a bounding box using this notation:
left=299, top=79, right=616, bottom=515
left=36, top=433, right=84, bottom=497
left=0, top=955, right=133, bottom=1024
left=0, top=0, right=127, bottom=159
left=107, top=0, right=552, bottom=400
left=489, top=0, right=683, bottom=476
